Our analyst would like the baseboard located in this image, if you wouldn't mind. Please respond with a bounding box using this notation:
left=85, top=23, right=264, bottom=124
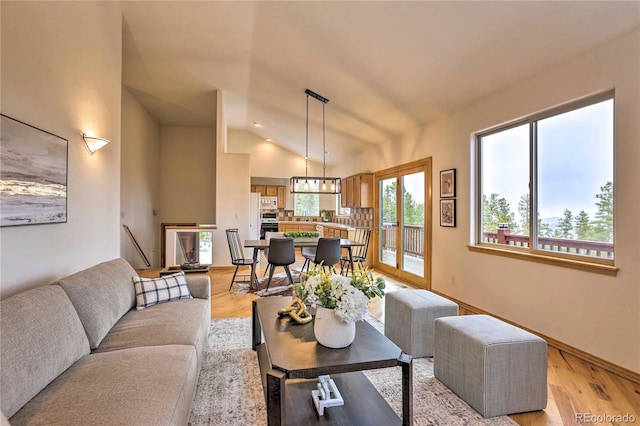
left=430, top=290, right=640, bottom=385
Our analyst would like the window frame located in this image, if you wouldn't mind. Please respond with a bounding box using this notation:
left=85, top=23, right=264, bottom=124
left=471, top=91, right=617, bottom=276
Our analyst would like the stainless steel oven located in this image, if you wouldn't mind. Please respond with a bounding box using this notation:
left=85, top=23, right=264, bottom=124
left=260, top=212, right=279, bottom=239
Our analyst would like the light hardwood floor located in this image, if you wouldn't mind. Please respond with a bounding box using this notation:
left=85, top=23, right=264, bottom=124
left=140, top=256, right=640, bottom=426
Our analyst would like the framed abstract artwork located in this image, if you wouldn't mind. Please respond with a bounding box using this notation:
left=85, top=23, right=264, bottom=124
left=0, top=114, right=68, bottom=227
left=440, top=168, right=456, bottom=198
left=440, top=199, right=456, bottom=227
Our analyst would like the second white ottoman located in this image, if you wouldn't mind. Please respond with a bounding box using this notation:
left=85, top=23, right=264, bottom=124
left=384, top=289, right=458, bottom=357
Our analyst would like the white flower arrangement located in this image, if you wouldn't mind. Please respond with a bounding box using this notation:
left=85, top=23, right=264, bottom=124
left=294, top=267, right=385, bottom=323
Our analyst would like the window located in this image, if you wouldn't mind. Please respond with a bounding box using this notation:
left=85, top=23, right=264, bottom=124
left=337, top=194, right=350, bottom=216
left=476, top=92, right=614, bottom=264
left=293, top=180, right=319, bottom=216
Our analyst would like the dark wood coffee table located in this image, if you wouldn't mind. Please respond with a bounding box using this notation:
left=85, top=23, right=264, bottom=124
left=252, top=296, right=413, bottom=425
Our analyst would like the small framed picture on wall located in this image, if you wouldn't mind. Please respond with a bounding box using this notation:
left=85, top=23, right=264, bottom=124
left=440, top=168, right=456, bottom=198
left=440, top=199, right=456, bottom=227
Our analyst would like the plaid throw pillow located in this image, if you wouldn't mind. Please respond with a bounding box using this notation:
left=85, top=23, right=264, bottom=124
left=133, top=272, right=192, bottom=310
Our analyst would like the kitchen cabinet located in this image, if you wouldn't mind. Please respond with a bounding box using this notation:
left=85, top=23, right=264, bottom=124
left=279, top=222, right=318, bottom=232
left=265, top=186, right=278, bottom=196
left=277, top=186, right=286, bottom=208
left=341, top=173, right=373, bottom=208
left=251, top=185, right=286, bottom=208
left=251, top=185, right=266, bottom=195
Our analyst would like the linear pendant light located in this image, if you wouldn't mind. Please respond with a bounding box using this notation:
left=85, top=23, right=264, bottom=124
left=290, top=89, right=341, bottom=194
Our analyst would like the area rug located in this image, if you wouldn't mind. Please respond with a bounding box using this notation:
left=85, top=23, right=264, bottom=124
left=233, top=270, right=300, bottom=297
left=188, top=316, right=517, bottom=426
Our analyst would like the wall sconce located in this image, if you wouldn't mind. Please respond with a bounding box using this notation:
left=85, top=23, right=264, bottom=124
left=82, top=133, right=110, bottom=154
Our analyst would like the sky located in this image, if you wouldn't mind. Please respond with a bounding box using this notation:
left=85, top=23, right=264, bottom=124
left=481, top=98, right=613, bottom=222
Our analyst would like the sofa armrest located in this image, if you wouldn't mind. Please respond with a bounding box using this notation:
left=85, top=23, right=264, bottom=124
left=185, top=274, right=210, bottom=300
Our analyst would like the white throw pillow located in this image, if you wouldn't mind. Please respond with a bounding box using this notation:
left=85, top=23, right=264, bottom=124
left=133, top=272, right=192, bottom=310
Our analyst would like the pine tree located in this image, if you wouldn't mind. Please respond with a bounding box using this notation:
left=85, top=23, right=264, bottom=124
left=574, top=210, right=590, bottom=240
left=555, top=209, right=574, bottom=239
left=591, top=181, right=613, bottom=242
left=517, top=193, right=530, bottom=236
left=482, top=193, right=517, bottom=233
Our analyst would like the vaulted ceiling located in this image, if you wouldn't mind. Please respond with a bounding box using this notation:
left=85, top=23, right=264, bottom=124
left=121, top=1, right=640, bottom=166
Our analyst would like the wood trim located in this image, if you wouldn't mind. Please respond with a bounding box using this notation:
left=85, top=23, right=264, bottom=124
left=467, top=244, right=618, bottom=276
left=430, top=289, right=640, bottom=385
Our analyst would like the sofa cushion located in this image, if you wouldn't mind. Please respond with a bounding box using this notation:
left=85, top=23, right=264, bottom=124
left=0, top=286, right=90, bottom=418
left=133, top=271, right=192, bottom=310
left=56, top=258, right=137, bottom=349
left=94, top=298, right=209, bottom=365
left=9, top=345, right=198, bottom=426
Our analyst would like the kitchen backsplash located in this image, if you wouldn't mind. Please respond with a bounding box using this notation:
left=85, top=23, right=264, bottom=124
left=279, top=208, right=374, bottom=229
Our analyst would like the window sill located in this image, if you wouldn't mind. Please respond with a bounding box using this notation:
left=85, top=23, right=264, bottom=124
left=467, top=244, right=618, bottom=277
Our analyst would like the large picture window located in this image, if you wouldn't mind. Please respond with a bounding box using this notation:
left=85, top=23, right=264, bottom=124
left=476, top=92, right=614, bottom=265
left=293, top=180, right=319, bottom=217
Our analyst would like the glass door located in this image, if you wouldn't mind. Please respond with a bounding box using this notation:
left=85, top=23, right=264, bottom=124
left=375, top=159, right=431, bottom=288
left=379, top=177, right=398, bottom=268
left=401, top=171, right=425, bottom=277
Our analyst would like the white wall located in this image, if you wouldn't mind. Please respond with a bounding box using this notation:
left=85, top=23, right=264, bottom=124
left=159, top=126, right=216, bottom=224
left=337, top=29, right=640, bottom=373
left=228, top=128, right=340, bottom=212
left=0, top=2, right=122, bottom=298
left=120, top=88, right=161, bottom=268
left=213, top=93, right=253, bottom=265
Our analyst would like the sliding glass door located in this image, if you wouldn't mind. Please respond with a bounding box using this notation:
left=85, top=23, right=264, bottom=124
left=375, top=159, right=432, bottom=288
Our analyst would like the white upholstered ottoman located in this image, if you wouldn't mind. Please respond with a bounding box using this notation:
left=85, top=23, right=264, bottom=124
left=434, top=315, right=548, bottom=418
left=384, top=289, right=458, bottom=357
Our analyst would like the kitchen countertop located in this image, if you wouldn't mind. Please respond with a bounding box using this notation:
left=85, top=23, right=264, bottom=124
left=278, top=220, right=356, bottom=230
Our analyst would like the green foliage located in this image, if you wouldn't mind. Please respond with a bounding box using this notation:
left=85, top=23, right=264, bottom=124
left=554, top=209, right=574, bottom=239
left=283, top=231, right=320, bottom=238
left=482, top=193, right=517, bottom=233
left=591, top=181, right=613, bottom=242
left=382, top=180, right=424, bottom=226
left=488, top=181, right=613, bottom=244
left=381, top=181, right=397, bottom=224
left=294, top=193, right=319, bottom=216
left=574, top=211, right=591, bottom=240
left=349, top=268, right=386, bottom=299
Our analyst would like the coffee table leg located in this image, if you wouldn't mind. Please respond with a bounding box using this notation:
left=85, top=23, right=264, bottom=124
left=399, top=352, right=413, bottom=426
left=266, top=369, right=287, bottom=426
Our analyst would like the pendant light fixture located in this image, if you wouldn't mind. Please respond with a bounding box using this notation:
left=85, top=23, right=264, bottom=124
left=290, top=89, right=341, bottom=194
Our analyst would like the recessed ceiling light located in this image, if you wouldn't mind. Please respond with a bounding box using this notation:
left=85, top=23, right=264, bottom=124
left=253, top=121, right=262, bottom=127
left=266, top=138, right=272, bottom=142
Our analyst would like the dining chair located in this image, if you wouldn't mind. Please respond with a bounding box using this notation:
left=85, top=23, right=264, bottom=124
left=225, top=228, right=257, bottom=291
left=266, top=238, right=296, bottom=291
left=263, top=231, right=285, bottom=277
left=340, top=227, right=371, bottom=275
left=301, top=238, right=341, bottom=273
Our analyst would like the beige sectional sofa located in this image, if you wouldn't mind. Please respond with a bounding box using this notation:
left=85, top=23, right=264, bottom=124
left=0, top=258, right=211, bottom=425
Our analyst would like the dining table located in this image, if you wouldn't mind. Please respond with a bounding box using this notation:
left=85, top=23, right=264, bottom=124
left=243, top=238, right=365, bottom=290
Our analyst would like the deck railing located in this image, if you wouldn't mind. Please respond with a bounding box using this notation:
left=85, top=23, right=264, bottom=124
left=483, top=228, right=614, bottom=258
left=380, top=224, right=613, bottom=259
left=381, top=224, right=424, bottom=257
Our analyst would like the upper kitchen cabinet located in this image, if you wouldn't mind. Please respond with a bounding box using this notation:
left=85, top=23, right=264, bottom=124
left=265, top=186, right=278, bottom=196
left=277, top=186, right=286, bottom=208
left=341, top=173, right=373, bottom=208
left=251, top=184, right=286, bottom=209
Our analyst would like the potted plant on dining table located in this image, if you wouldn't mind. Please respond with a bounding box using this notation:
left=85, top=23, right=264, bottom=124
left=293, top=267, right=385, bottom=348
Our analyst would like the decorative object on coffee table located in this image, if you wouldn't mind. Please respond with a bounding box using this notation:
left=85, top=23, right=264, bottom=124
left=294, top=267, right=385, bottom=348
left=277, top=298, right=312, bottom=324
left=312, top=375, right=344, bottom=415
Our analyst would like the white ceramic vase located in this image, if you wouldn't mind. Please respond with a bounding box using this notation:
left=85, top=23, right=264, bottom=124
left=313, top=306, right=356, bottom=348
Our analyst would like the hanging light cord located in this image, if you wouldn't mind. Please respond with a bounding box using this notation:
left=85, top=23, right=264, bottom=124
left=305, top=94, right=309, bottom=181
left=323, top=102, right=326, bottom=181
